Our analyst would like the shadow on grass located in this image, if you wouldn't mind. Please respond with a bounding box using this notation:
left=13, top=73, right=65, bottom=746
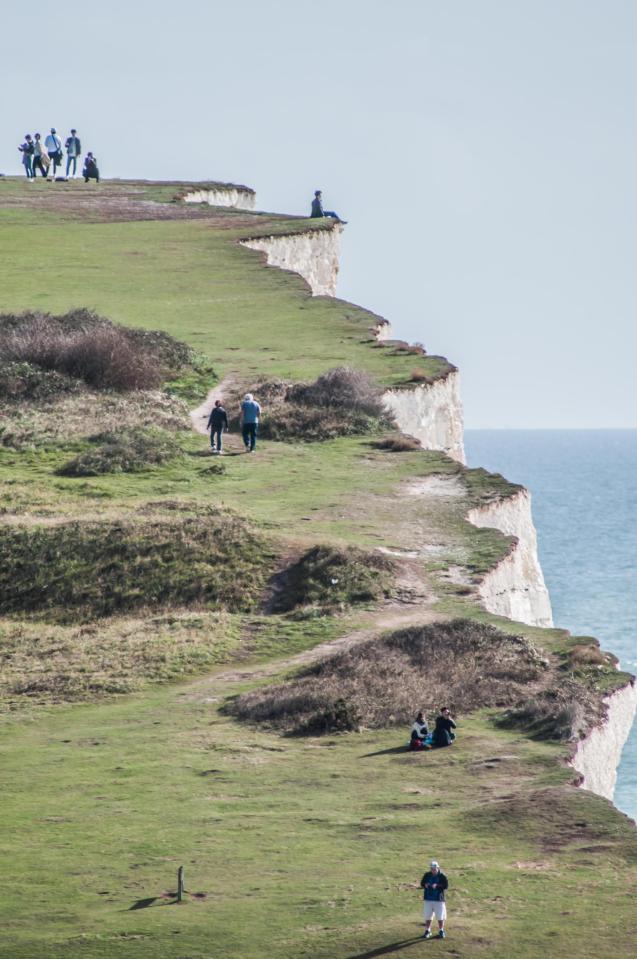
left=129, top=896, right=180, bottom=911
left=360, top=746, right=412, bottom=758
left=346, top=936, right=423, bottom=958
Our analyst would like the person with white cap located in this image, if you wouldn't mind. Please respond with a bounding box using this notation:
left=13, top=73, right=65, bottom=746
left=420, top=859, right=448, bottom=939
left=44, top=128, right=63, bottom=176
left=240, top=392, right=261, bottom=453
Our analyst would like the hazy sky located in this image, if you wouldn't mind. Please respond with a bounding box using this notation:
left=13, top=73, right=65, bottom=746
left=2, top=1, right=636, bottom=427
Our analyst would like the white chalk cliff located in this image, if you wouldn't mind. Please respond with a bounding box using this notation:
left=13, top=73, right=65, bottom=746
left=228, top=201, right=637, bottom=805
left=570, top=680, right=637, bottom=801
left=467, top=490, right=553, bottom=629
left=383, top=373, right=466, bottom=464
left=240, top=226, right=342, bottom=297
left=183, top=187, right=255, bottom=210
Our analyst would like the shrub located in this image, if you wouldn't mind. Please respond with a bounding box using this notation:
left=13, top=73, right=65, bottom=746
left=58, top=427, right=178, bottom=476
left=497, top=684, right=591, bottom=741
left=0, top=310, right=199, bottom=392
left=409, top=369, right=431, bottom=384
left=0, top=509, right=273, bottom=620
left=235, top=368, right=392, bottom=443
left=227, top=620, right=551, bottom=735
left=272, top=545, right=395, bottom=613
left=0, top=361, right=80, bottom=400
left=372, top=435, right=421, bottom=452
left=288, top=366, right=386, bottom=417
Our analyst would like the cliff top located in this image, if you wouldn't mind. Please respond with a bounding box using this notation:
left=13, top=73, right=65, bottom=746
left=0, top=179, right=635, bottom=959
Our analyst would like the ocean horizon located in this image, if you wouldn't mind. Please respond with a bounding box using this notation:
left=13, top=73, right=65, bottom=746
left=465, top=429, right=637, bottom=821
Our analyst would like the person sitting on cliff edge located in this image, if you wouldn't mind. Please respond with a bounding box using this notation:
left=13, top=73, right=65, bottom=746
left=310, top=190, right=347, bottom=223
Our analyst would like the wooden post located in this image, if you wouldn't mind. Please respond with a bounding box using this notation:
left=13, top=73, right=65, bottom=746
left=177, top=866, right=185, bottom=902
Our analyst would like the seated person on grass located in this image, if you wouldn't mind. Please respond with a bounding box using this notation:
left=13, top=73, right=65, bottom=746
left=431, top=707, right=456, bottom=749
left=409, top=711, right=431, bottom=750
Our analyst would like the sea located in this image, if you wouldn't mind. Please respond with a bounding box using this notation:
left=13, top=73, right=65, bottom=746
left=465, top=430, right=637, bottom=821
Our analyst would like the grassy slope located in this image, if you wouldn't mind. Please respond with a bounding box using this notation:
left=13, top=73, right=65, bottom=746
left=0, top=179, right=635, bottom=958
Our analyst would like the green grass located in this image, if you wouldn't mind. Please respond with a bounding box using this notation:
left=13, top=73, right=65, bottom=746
left=0, top=179, right=635, bottom=958
left=1, top=675, right=635, bottom=959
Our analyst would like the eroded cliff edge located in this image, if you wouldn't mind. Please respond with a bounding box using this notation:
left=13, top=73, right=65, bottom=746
left=232, top=211, right=636, bottom=807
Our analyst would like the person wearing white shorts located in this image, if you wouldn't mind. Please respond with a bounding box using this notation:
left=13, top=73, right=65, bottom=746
left=420, top=859, right=448, bottom=939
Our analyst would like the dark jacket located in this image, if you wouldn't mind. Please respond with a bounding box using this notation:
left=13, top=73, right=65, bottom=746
left=432, top=715, right=456, bottom=747
left=83, top=156, right=99, bottom=178
left=207, top=405, right=228, bottom=431
left=19, top=141, right=34, bottom=157
left=65, top=136, right=81, bottom=155
left=311, top=196, right=324, bottom=218
left=420, top=870, right=448, bottom=902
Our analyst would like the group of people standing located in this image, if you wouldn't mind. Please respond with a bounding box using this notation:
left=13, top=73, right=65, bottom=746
left=18, top=128, right=99, bottom=183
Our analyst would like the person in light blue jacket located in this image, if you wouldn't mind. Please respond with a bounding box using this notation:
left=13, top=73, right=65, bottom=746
left=240, top=393, right=261, bottom=452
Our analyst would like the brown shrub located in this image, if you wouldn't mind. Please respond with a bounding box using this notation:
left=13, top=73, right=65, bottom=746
left=0, top=310, right=194, bottom=392
left=409, top=369, right=431, bottom=384
left=226, top=620, right=551, bottom=735
left=288, top=367, right=386, bottom=418
left=372, top=435, right=421, bottom=452
left=233, top=368, right=392, bottom=443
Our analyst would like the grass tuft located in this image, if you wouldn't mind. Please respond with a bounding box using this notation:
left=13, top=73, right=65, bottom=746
left=58, top=427, right=179, bottom=476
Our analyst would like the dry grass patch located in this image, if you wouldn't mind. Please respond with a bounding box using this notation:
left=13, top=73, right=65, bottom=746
left=0, top=611, right=234, bottom=708
left=371, top=435, right=421, bottom=452
left=226, top=620, right=552, bottom=735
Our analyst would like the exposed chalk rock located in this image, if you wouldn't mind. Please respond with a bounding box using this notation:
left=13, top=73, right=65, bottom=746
left=383, top=372, right=466, bottom=463
left=374, top=319, right=393, bottom=341
left=467, top=490, right=553, bottom=628
left=183, top=188, right=256, bottom=210
left=570, top=679, right=637, bottom=801
left=240, top=226, right=342, bottom=296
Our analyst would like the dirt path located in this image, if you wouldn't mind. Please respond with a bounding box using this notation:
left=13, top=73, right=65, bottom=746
left=180, top=557, right=444, bottom=702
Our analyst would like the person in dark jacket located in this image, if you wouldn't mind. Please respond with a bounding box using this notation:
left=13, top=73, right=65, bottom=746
left=206, top=399, right=229, bottom=454
left=18, top=135, right=34, bottom=179
left=310, top=190, right=346, bottom=222
left=420, top=860, right=448, bottom=939
left=83, top=152, right=100, bottom=183
left=65, top=129, right=81, bottom=178
left=431, top=707, right=456, bottom=748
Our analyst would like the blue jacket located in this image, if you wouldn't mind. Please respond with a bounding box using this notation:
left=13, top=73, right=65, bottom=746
left=420, top=870, right=448, bottom=902
left=241, top=400, right=261, bottom=424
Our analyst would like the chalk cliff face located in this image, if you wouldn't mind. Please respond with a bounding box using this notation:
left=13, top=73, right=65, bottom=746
left=383, top=373, right=466, bottom=464
left=467, top=490, right=554, bottom=628
left=570, top=680, right=637, bottom=801
left=240, top=226, right=342, bottom=297
left=183, top=188, right=256, bottom=210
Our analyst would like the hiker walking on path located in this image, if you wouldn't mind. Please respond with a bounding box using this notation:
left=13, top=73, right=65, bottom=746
left=432, top=707, right=456, bottom=749
left=32, top=134, right=50, bottom=178
left=83, top=152, right=100, bottom=183
left=65, top=129, right=81, bottom=177
left=420, top=860, right=448, bottom=939
left=240, top=393, right=261, bottom=453
left=310, top=190, right=346, bottom=223
left=206, top=400, right=229, bottom=454
left=18, top=135, right=34, bottom=179
left=45, top=128, right=63, bottom=176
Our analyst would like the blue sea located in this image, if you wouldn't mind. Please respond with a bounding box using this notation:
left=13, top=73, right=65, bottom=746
left=465, top=430, right=637, bottom=820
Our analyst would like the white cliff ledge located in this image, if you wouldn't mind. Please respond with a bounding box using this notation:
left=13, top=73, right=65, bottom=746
left=383, top=373, right=466, bottom=464
left=240, top=226, right=342, bottom=297
left=183, top=187, right=256, bottom=210
left=570, top=679, right=637, bottom=802
left=467, top=490, right=554, bottom=629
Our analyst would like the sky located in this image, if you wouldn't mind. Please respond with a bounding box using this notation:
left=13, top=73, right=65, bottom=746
left=2, top=1, right=636, bottom=428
